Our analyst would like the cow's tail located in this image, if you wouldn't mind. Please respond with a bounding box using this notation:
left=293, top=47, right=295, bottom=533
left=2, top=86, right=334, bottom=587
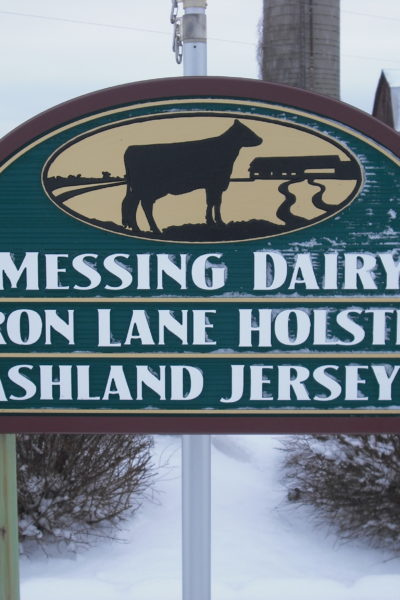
left=122, top=155, right=138, bottom=230
left=125, top=160, right=133, bottom=193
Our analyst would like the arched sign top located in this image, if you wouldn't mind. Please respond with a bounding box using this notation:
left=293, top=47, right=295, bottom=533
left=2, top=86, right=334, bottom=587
left=1, top=77, right=399, bottom=161
left=0, top=77, right=399, bottom=433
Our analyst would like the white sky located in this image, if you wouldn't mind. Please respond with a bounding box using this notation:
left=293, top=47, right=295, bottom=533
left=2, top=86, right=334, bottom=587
left=1, top=0, right=400, bottom=137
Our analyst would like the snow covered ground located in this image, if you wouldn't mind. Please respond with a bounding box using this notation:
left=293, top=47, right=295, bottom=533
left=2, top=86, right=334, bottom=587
left=20, top=435, right=400, bottom=599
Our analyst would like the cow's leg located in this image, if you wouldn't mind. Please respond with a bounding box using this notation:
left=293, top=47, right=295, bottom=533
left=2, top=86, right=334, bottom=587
left=142, top=200, right=161, bottom=235
left=205, top=189, right=216, bottom=225
left=214, top=190, right=224, bottom=225
left=122, top=191, right=140, bottom=231
left=206, top=189, right=224, bottom=226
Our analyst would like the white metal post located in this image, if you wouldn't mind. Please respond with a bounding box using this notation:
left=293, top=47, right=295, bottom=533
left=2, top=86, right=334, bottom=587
left=181, top=0, right=207, bottom=76
left=173, top=2, right=211, bottom=600
left=182, top=434, right=211, bottom=600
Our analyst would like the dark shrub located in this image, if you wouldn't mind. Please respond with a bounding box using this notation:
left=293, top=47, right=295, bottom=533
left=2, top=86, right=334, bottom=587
left=17, top=434, right=154, bottom=548
left=281, top=434, right=400, bottom=550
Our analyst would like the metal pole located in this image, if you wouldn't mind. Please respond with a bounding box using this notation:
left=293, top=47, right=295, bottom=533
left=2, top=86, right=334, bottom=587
left=181, top=0, right=207, bottom=76
left=174, top=2, right=211, bottom=599
left=0, top=434, right=20, bottom=600
left=182, top=435, right=211, bottom=600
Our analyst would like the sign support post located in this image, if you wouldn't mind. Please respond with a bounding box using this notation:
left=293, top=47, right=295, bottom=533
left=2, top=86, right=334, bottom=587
left=173, top=2, right=211, bottom=599
left=182, top=435, right=211, bottom=600
left=0, top=434, right=20, bottom=600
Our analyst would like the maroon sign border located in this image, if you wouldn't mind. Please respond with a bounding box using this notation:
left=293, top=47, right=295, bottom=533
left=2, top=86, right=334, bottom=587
left=1, top=76, right=400, bottom=433
left=0, top=415, right=400, bottom=434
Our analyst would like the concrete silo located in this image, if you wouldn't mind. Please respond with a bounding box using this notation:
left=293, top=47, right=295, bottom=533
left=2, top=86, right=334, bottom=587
left=260, top=0, right=340, bottom=99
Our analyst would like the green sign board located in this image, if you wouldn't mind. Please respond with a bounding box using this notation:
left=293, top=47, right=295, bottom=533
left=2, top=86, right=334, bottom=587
left=0, top=77, right=399, bottom=432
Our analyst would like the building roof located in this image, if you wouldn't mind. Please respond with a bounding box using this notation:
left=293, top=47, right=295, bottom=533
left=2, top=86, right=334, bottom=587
left=373, top=69, right=400, bottom=131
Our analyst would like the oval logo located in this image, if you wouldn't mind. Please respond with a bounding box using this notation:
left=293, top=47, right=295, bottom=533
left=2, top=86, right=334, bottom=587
left=42, top=110, right=363, bottom=243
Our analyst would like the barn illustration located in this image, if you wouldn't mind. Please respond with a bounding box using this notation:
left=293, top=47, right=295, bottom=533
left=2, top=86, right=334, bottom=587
left=248, top=155, right=359, bottom=181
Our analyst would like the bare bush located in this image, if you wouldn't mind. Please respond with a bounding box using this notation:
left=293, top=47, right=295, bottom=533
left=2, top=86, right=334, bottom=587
left=17, top=434, right=155, bottom=548
left=281, top=435, right=400, bottom=550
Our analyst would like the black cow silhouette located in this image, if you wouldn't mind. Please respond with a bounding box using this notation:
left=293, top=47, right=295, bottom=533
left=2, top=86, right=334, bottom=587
left=121, top=119, right=262, bottom=234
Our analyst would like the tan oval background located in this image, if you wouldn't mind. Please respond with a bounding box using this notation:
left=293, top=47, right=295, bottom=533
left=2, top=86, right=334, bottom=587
left=44, top=113, right=361, bottom=241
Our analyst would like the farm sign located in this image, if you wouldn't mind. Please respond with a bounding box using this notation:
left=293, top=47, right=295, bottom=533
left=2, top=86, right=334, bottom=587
left=0, top=77, right=399, bottom=432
